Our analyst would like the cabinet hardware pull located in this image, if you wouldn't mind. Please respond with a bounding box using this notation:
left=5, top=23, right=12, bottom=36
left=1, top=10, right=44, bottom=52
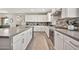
left=69, top=41, right=79, bottom=48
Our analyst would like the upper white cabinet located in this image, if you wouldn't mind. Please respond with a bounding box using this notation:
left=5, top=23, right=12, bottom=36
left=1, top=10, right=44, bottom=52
left=47, top=13, right=52, bottom=22
left=51, top=16, right=58, bottom=25
left=51, top=8, right=56, bottom=13
left=62, top=8, right=67, bottom=18
left=25, top=14, right=49, bottom=22
left=62, top=8, right=79, bottom=18
left=67, top=8, right=78, bottom=17
left=52, top=8, right=61, bottom=13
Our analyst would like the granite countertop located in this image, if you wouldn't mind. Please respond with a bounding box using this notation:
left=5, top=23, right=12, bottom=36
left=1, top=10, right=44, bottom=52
left=0, top=26, right=32, bottom=38
left=56, top=28, right=79, bottom=41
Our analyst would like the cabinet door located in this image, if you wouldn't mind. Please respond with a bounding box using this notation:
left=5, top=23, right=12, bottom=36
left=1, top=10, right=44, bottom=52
left=13, top=38, right=23, bottom=50
left=67, top=8, right=77, bottom=17
left=47, top=13, right=51, bottom=22
left=34, top=26, right=39, bottom=31
left=63, top=34, right=79, bottom=50
left=23, top=28, right=32, bottom=49
left=64, top=42, right=75, bottom=50
left=55, top=37, right=64, bottom=50
left=13, top=32, right=24, bottom=50
left=62, top=8, right=67, bottom=18
left=54, top=31, right=64, bottom=50
left=23, top=31, right=28, bottom=49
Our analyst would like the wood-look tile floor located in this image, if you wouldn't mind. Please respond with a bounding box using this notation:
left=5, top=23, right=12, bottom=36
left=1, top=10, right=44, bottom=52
left=27, top=32, right=53, bottom=50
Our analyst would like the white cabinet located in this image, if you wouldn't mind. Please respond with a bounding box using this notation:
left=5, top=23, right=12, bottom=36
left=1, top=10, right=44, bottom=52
left=34, top=26, right=49, bottom=37
left=23, top=28, right=32, bottom=49
left=13, top=33, right=24, bottom=50
left=67, top=8, right=77, bottom=17
left=51, top=16, right=58, bottom=25
left=62, top=8, right=79, bottom=18
left=55, top=37, right=64, bottom=50
left=54, top=30, right=79, bottom=50
left=23, top=31, right=28, bottom=49
left=52, top=8, right=61, bottom=13
left=13, top=28, right=32, bottom=50
left=34, top=26, right=46, bottom=32
left=63, top=35, right=79, bottom=50
left=34, top=26, right=41, bottom=31
left=25, top=15, right=48, bottom=22
left=64, top=42, right=75, bottom=50
left=52, top=9, right=56, bottom=13
left=13, top=38, right=23, bottom=50
left=47, top=13, right=52, bottom=22
left=54, top=31, right=64, bottom=50
left=62, top=8, right=67, bottom=18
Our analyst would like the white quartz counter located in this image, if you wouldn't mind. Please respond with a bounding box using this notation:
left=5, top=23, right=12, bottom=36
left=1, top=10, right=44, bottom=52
left=0, top=26, right=32, bottom=38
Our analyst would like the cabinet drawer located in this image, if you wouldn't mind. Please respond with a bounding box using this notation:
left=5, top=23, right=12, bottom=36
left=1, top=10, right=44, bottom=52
left=64, top=35, right=79, bottom=49
left=64, top=41, right=75, bottom=50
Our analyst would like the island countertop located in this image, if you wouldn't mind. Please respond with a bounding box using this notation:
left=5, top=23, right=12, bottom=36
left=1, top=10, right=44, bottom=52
left=56, top=28, right=79, bottom=41
left=0, top=26, right=32, bottom=38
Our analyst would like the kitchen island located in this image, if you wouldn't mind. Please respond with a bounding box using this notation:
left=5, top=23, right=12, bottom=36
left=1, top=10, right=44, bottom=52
left=0, top=26, right=33, bottom=50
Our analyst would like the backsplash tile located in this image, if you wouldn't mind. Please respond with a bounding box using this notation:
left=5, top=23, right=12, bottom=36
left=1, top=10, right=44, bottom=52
left=56, top=17, right=79, bottom=30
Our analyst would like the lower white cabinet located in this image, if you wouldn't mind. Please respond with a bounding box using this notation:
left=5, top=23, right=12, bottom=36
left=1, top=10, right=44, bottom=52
left=23, top=31, right=28, bottom=49
left=13, top=38, right=23, bottom=50
left=13, top=28, right=32, bottom=50
left=23, top=28, right=32, bottom=49
left=63, top=35, right=79, bottom=50
left=54, top=31, right=79, bottom=50
left=54, top=31, right=64, bottom=50
left=13, top=32, right=24, bottom=50
left=64, top=42, right=75, bottom=50
left=34, top=26, right=49, bottom=37
left=34, top=26, right=46, bottom=32
left=55, top=38, right=64, bottom=50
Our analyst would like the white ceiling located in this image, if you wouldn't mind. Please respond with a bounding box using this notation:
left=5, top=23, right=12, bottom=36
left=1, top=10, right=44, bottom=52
left=0, top=8, right=52, bottom=13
